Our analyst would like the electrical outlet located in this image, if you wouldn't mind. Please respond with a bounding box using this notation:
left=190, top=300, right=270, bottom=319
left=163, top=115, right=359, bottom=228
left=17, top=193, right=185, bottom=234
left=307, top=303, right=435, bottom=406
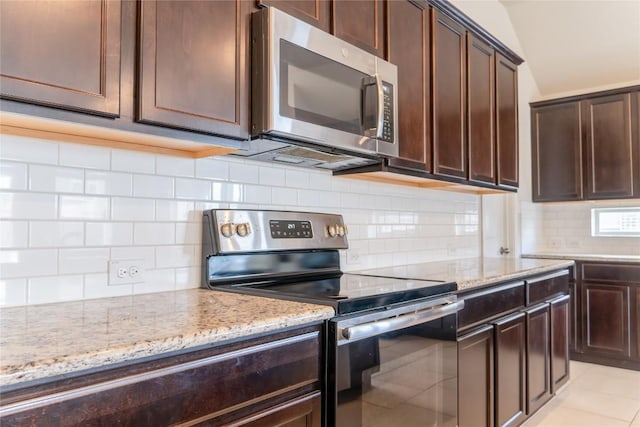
left=109, top=259, right=145, bottom=285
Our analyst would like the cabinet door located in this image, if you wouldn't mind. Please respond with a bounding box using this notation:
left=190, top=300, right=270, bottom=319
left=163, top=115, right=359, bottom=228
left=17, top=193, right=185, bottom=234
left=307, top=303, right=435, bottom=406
left=525, top=303, right=552, bottom=415
left=496, top=53, right=519, bottom=188
left=531, top=102, right=583, bottom=202
left=582, top=282, right=631, bottom=358
left=0, top=0, right=121, bottom=116
left=494, top=312, right=527, bottom=427
left=582, top=93, right=638, bottom=199
left=257, top=0, right=330, bottom=32
left=386, top=0, right=431, bottom=172
left=432, top=11, right=467, bottom=179
left=550, top=295, right=570, bottom=393
left=138, top=0, right=250, bottom=139
left=458, top=325, right=494, bottom=427
left=467, top=34, right=496, bottom=185
left=233, top=393, right=321, bottom=427
left=332, top=0, right=385, bottom=57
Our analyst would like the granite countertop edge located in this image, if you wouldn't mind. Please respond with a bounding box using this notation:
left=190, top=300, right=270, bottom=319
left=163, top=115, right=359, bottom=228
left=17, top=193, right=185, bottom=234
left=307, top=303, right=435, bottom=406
left=456, top=259, right=576, bottom=291
left=522, top=253, right=640, bottom=263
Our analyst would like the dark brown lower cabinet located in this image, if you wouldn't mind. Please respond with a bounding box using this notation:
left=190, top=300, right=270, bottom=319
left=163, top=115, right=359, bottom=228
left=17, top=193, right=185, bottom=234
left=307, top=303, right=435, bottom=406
left=458, top=325, right=494, bottom=427
left=494, top=312, right=527, bottom=427
left=0, top=325, right=322, bottom=426
left=550, top=294, right=570, bottom=393
left=525, top=304, right=552, bottom=415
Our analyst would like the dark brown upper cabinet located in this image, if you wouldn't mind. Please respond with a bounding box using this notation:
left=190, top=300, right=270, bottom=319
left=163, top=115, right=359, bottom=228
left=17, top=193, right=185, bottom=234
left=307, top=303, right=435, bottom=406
left=530, top=86, right=639, bottom=202
left=467, top=34, right=496, bottom=184
left=332, top=0, right=385, bottom=58
left=386, top=0, right=431, bottom=172
left=432, top=10, right=467, bottom=180
left=257, top=0, right=331, bottom=32
left=138, top=0, right=250, bottom=139
left=531, top=102, right=583, bottom=202
left=0, top=0, right=121, bottom=116
left=582, top=92, right=638, bottom=199
left=496, top=53, right=519, bottom=189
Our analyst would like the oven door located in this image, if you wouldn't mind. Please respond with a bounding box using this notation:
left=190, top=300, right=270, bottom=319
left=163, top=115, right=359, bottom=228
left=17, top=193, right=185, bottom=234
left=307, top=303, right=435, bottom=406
left=327, top=296, right=463, bottom=427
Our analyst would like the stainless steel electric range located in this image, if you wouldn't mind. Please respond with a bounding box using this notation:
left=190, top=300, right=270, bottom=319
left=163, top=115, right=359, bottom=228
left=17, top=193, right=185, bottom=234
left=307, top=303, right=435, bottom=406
left=201, top=209, right=462, bottom=427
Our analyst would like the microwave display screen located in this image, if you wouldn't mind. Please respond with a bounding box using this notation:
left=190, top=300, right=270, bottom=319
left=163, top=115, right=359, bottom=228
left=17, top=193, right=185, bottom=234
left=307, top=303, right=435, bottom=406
left=280, top=40, right=367, bottom=135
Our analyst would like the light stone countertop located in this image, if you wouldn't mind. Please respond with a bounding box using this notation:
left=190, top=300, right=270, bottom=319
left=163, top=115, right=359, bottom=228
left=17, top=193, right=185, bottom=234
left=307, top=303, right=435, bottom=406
left=522, top=253, right=640, bottom=263
left=353, top=257, right=575, bottom=291
left=0, top=289, right=334, bottom=387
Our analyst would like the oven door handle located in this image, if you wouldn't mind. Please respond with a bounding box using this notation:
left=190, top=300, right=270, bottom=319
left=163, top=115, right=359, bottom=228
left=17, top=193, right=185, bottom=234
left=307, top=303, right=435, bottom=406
left=338, top=300, right=464, bottom=344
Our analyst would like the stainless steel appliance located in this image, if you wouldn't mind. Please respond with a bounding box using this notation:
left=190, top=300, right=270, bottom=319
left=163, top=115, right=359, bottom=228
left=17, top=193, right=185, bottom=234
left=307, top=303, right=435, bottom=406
left=233, top=7, right=398, bottom=170
left=202, top=209, right=462, bottom=427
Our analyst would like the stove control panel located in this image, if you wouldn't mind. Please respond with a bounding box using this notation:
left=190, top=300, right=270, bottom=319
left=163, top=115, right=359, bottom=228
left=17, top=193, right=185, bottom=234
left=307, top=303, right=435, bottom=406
left=204, top=209, right=349, bottom=254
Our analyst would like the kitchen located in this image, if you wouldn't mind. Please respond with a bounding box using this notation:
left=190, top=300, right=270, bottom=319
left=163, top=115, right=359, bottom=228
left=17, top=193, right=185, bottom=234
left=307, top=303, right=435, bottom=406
left=0, top=0, right=639, bottom=426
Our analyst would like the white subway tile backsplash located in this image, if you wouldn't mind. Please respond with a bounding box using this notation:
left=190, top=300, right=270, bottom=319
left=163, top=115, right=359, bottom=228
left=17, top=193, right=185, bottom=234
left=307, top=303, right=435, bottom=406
left=133, top=174, right=174, bottom=199
left=0, top=249, right=58, bottom=278
left=0, top=278, right=27, bottom=306
left=0, top=161, right=28, bottom=190
left=1, top=137, right=485, bottom=306
left=0, top=221, right=28, bottom=248
left=59, top=144, right=110, bottom=170
left=29, top=164, right=84, bottom=193
left=86, top=222, right=133, bottom=246
left=85, top=171, right=132, bottom=196
left=156, top=155, right=195, bottom=177
left=30, top=221, right=84, bottom=248
left=175, top=178, right=211, bottom=200
left=59, top=195, right=109, bottom=220
left=111, top=197, right=155, bottom=221
left=195, top=158, right=229, bottom=181
left=28, top=275, right=84, bottom=304
left=59, top=248, right=109, bottom=274
left=0, top=135, right=58, bottom=164
left=156, top=200, right=196, bottom=222
left=134, top=223, right=175, bottom=245
left=111, top=150, right=155, bottom=174
left=0, top=192, right=58, bottom=220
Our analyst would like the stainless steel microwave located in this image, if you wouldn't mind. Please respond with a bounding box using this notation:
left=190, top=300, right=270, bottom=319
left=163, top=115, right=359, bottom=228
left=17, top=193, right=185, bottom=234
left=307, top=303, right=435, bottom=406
left=246, top=7, right=399, bottom=168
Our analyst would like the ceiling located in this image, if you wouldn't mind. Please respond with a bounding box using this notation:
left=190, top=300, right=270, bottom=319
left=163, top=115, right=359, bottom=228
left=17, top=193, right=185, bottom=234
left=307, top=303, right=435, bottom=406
left=499, top=0, right=640, bottom=97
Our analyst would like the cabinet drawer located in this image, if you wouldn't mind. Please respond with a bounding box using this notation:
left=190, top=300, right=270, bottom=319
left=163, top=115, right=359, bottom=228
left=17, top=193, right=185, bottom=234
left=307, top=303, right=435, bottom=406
left=459, top=281, right=525, bottom=330
left=580, top=263, right=640, bottom=284
left=526, top=270, right=569, bottom=305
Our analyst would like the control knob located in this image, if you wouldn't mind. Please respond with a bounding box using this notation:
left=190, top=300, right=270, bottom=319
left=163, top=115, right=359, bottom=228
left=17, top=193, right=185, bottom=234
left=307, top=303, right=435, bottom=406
left=236, top=222, right=251, bottom=237
left=327, top=224, right=337, bottom=237
left=220, top=223, right=235, bottom=238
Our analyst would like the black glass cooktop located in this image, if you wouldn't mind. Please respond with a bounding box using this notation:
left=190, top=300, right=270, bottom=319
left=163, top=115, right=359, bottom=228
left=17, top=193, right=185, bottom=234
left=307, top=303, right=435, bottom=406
left=215, top=273, right=457, bottom=315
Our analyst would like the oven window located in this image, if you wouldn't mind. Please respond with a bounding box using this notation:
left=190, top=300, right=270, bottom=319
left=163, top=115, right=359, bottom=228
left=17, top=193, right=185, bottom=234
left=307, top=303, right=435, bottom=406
left=279, top=39, right=367, bottom=134
left=332, top=319, right=458, bottom=427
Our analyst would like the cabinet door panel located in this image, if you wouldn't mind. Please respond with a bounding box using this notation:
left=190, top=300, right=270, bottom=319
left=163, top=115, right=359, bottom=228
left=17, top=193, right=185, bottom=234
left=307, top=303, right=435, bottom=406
left=257, top=0, right=330, bottom=32
left=386, top=0, right=431, bottom=172
left=582, top=282, right=631, bottom=358
left=582, top=93, right=637, bottom=199
left=496, top=53, right=519, bottom=188
left=432, top=11, right=467, bottom=179
left=0, top=0, right=121, bottom=116
left=525, top=304, right=552, bottom=415
left=138, top=0, right=249, bottom=138
left=550, top=295, right=570, bottom=393
left=332, top=0, right=385, bottom=57
left=494, top=312, right=527, bottom=427
left=458, top=325, right=494, bottom=427
left=467, top=34, right=495, bottom=184
left=531, top=102, right=583, bottom=201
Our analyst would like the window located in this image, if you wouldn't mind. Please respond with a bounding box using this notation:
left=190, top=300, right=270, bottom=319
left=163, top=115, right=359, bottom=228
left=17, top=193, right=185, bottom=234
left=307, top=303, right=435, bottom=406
left=591, top=207, right=640, bottom=237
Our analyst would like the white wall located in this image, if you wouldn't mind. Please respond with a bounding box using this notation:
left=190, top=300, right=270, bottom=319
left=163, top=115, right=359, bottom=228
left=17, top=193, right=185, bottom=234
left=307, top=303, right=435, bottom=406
left=0, top=134, right=480, bottom=306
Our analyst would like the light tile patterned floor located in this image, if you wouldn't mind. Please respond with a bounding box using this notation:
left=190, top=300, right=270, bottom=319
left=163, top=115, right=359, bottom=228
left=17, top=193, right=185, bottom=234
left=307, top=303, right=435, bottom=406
left=523, top=361, right=640, bottom=427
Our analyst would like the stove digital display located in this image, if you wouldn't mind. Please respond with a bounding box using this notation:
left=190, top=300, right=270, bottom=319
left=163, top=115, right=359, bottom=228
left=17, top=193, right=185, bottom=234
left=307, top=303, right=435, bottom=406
left=269, top=220, right=313, bottom=238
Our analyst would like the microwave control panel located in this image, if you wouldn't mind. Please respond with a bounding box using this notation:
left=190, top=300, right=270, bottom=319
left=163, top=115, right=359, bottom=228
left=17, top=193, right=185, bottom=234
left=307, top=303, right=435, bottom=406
left=381, top=83, right=394, bottom=143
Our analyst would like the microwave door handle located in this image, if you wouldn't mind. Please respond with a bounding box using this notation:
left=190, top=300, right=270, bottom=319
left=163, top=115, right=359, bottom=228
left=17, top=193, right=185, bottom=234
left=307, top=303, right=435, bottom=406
left=373, top=74, right=384, bottom=139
